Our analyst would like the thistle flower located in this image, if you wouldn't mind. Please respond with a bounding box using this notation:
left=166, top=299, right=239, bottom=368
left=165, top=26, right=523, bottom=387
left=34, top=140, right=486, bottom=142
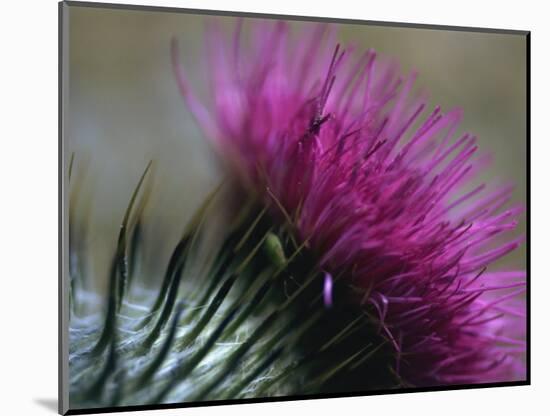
left=172, top=20, right=526, bottom=387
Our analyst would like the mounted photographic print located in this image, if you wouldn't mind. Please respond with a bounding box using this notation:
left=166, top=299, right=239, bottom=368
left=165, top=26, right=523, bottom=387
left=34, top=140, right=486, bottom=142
left=59, top=1, right=530, bottom=414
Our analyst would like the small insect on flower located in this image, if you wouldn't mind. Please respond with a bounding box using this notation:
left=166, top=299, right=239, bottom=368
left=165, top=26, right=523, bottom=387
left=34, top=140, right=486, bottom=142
left=171, top=20, right=526, bottom=386
left=263, top=231, right=287, bottom=269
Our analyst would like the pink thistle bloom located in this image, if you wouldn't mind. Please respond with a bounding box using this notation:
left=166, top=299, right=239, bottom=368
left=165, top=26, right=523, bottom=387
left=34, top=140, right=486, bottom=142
left=172, top=20, right=526, bottom=386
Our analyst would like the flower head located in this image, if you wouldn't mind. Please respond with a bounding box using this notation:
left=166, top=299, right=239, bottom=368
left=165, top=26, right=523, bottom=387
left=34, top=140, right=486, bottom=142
left=172, top=20, right=526, bottom=386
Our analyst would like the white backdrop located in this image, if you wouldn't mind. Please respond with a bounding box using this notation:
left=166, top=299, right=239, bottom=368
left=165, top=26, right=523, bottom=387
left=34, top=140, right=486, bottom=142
left=1, top=0, right=547, bottom=415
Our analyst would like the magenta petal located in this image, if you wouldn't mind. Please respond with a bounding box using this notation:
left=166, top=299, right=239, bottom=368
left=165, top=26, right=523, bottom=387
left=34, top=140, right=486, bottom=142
left=324, top=272, right=333, bottom=308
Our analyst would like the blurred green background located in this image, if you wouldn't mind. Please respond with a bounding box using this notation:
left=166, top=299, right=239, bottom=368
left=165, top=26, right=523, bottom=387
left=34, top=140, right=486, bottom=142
left=66, top=5, right=527, bottom=292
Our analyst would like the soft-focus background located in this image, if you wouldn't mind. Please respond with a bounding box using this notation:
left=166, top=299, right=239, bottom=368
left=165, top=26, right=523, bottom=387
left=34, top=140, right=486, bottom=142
left=67, top=6, right=527, bottom=292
